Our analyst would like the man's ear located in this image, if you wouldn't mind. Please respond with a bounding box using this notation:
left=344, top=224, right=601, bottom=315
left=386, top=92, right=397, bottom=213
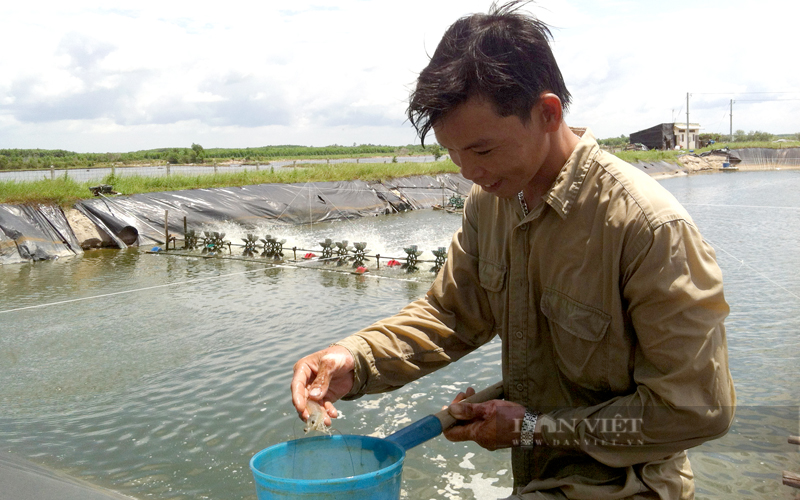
left=534, top=93, right=563, bottom=133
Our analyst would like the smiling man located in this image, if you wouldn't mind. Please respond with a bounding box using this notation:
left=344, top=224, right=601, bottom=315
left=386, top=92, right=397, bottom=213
left=432, top=94, right=575, bottom=208
left=291, top=2, right=735, bottom=498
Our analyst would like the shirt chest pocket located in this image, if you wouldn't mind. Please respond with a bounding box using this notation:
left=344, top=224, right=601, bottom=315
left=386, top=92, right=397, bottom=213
left=478, top=259, right=507, bottom=327
left=540, top=288, right=612, bottom=391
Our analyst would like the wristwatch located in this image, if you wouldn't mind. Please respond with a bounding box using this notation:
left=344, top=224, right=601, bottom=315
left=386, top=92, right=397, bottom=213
left=520, top=408, right=541, bottom=447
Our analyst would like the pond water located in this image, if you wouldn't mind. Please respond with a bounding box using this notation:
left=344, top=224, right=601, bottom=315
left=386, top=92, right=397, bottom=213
left=0, top=155, right=441, bottom=183
left=1, top=170, right=799, bottom=499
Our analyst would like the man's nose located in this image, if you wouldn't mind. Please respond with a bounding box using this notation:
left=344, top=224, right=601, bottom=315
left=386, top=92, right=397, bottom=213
left=455, top=154, right=484, bottom=182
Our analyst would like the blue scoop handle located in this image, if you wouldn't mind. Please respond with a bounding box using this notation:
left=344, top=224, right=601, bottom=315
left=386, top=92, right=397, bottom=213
left=384, top=381, right=504, bottom=451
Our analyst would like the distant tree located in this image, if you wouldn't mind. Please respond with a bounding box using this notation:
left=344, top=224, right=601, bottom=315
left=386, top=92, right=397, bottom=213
left=732, top=130, right=775, bottom=142
left=699, top=133, right=722, bottom=147
left=747, top=130, right=774, bottom=142
left=598, top=135, right=629, bottom=148
left=795, top=132, right=800, bottom=141
left=427, top=144, right=443, bottom=161
left=606, top=135, right=627, bottom=145
left=167, top=148, right=183, bottom=164
left=190, top=143, right=205, bottom=164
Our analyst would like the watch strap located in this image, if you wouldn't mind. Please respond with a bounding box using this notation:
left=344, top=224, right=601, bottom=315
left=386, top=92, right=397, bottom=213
left=520, top=408, right=540, bottom=447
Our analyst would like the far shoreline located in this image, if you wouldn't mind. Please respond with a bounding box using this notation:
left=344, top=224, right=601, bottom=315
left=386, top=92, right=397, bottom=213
left=649, top=163, right=800, bottom=181
left=2, top=146, right=799, bottom=207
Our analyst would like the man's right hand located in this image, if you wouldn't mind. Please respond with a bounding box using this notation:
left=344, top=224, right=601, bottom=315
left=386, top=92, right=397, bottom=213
left=291, top=345, right=356, bottom=425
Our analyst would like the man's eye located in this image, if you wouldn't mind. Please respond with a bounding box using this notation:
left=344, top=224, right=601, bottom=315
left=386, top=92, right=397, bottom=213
left=475, top=149, right=492, bottom=156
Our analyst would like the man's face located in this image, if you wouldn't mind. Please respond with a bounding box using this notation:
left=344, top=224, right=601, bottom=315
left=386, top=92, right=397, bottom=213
left=433, top=96, right=549, bottom=199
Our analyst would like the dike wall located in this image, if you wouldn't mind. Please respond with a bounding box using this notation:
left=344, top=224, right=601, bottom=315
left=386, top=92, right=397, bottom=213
left=1, top=174, right=471, bottom=265
left=733, top=147, right=800, bottom=166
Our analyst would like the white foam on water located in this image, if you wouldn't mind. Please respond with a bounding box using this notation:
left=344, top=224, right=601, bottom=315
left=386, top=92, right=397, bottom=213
left=441, top=471, right=513, bottom=500
left=195, top=210, right=461, bottom=261
left=458, top=452, right=475, bottom=470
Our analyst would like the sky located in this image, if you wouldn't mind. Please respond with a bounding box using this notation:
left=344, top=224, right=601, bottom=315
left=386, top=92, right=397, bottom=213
left=1, top=0, right=797, bottom=153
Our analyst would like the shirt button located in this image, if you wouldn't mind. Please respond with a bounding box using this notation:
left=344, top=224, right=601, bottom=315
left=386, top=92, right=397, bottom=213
left=519, top=224, right=528, bottom=231
left=515, top=331, right=524, bottom=339
left=516, top=383, right=525, bottom=392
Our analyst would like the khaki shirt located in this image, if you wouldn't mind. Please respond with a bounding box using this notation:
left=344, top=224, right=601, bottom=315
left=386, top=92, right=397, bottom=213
left=336, top=131, right=735, bottom=499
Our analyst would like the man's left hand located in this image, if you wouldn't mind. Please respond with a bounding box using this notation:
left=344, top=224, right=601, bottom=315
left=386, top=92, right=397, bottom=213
left=443, top=387, right=527, bottom=451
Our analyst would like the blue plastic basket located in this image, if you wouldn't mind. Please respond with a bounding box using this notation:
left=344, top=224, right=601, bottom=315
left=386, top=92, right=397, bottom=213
left=250, top=435, right=404, bottom=499
left=251, top=382, right=504, bottom=498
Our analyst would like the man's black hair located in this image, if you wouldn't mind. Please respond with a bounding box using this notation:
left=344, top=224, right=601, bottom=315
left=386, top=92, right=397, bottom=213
left=407, top=1, right=571, bottom=144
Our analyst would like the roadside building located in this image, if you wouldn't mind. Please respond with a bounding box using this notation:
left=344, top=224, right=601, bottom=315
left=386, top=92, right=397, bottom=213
left=630, top=122, right=701, bottom=150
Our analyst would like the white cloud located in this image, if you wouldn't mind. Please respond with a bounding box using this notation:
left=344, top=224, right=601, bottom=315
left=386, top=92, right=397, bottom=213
left=0, top=0, right=798, bottom=152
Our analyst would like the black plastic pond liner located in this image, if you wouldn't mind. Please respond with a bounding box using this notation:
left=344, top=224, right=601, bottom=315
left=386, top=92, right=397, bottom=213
left=73, top=203, right=135, bottom=249
left=0, top=174, right=473, bottom=263
left=72, top=175, right=472, bottom=248
left=630, top=160, right=686, bottom=175
left=734, top=148, right=800, bottom=165
left=0, top=205, right=82, bottom=264
left=0, top=452, right=134, bottom=500
left=38, top=205, right=84, bottom=252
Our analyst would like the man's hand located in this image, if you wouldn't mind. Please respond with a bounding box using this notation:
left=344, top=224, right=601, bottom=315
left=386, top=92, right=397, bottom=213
left=443, top=387, right=526, bottom=451
left=291, top=345, right=355, bottom=425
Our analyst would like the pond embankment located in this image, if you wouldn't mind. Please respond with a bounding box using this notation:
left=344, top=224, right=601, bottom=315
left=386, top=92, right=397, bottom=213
left=0, top=174, right=472, bottom=265
left=2, top=147, right=798, bottom=265
left=680, top=147, right=800, bottom=173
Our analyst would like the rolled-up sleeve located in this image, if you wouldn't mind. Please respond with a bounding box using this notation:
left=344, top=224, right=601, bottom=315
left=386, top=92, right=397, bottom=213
left=336, top=190, right=497, bottom=396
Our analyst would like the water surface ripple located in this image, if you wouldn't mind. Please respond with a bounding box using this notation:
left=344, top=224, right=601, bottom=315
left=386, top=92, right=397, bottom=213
left=1, top=172, right=799, bottom=499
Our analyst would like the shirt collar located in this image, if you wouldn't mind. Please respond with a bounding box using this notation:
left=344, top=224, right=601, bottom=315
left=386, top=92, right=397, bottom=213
left=543, top=129, right=601, bottom=219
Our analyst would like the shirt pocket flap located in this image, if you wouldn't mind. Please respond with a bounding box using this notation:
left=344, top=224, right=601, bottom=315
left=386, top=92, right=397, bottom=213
left=478, top=259, right=506, bottom=292
left=540, top=288, right=611, bottom=342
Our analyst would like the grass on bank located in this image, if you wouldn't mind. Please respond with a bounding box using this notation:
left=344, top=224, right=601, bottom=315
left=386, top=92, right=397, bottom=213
left=4, top=140, right=800, bottom=207
left=0, top=144, right=436, bottom=171
left=614, top=149, right=682, bottom=164
left=0, top=160, right=460, bottom=207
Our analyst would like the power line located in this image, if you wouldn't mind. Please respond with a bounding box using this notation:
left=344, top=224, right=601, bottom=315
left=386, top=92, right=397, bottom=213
left=0, top=256, right=435, bottom=316
left=683, top=90, right=800, bottom=139
left=0, top=268, right=265, bottom=315
left=691, top=91, right=800, bottom=95
left=735, top=98, right=800, bottom=102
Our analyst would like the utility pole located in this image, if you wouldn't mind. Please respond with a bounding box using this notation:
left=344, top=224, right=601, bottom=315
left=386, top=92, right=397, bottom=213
left=730, top=99, right=734, bottom=142
left=686, top=92, right=691, bottom=150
